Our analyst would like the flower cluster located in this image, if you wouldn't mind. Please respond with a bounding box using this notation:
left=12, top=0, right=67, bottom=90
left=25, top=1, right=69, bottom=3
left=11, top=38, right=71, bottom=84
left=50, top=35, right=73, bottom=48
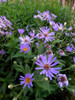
left=17, top=11, right=74, bottom=89
left=0, top=16, right=13, bottom=36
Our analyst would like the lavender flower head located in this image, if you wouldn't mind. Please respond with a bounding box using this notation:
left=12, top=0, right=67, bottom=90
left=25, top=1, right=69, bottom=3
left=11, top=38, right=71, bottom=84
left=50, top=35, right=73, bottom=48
left=45, top=44, right=51, bottom=49
left=65, top=33, right=70, bottom=37
left=18, top=29, right=25, bottom=34
left=20, top=44, right=30, bottom=54
left=46, top=50, right=53, bottom=56
left=39, top=27, right=55, bottom=42
left=58, top=49, right=65, bottom=56
left=66, top=46, right=72, bottom=52
left=57, top=74, right=69, bottom=88
left=49, top=21, right=55, bottom=26
left=53, top=23, right=59, bottom=32
left=0, top=50, right=5, bottom=55
left=73, top=57, right=75, bottom=63
left=35, top=54, right=61, bottom=80
left=58, top=23, right=63, bottom=31
left=42, top=11, right=51, bottom=21
left=68, top=26, right=72, bottom=31
left=19, top=73, right=34, bottom=88
left=51, top=14, right=57, bottom=19
left=19, top=35, right=33, bottom=45
left=29, top=31, right=35, bottom=38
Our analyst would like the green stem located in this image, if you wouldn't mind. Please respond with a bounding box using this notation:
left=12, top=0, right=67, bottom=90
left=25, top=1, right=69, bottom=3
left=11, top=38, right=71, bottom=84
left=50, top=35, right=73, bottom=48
left=31, top=60, right=35, bottom=71
left=16, top=89, right=24, bottom=99
left=60, top=67, right=72, bottom=72
left=13, top=84, right=20, bottom=88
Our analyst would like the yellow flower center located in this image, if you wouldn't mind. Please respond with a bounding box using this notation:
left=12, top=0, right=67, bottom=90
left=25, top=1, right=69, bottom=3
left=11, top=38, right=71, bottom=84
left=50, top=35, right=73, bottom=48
left=23, top=47, right=27, bottom=51
left=26, top=78, right=31, bottom=83
left=44, top=64, right=50, bottom=70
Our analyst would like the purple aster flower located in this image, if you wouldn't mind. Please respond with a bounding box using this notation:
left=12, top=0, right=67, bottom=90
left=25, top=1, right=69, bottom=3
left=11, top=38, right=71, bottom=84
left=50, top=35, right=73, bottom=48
left=35, top=33, right=44, bottom=39
left=49, top=21, right=55, bottom=26
left=29, top=31, right=35, bottom=38
left=39, top=27, right=55, bottom=42
left=71, top=32, right=75, bottom=36
left=19, top=73, right=34, bottom=88
left=65, top=33, right=70, bottom=37
left=18, top=29, right=25, bottom=34
left=19, top=35, right=33, bottom=45
left=57, top=74, right=69, bottom=88
left=73, top=57, right=75, bottom=63
left=0, top=50, right=5, bottom=55
left=53, top=23, right=59, bottom=32
left=58, top=23, right=63, bottom=31
left=42, top=11, right=51, bottom=21
left=20, top=44, right=30, bottom=54
left=34, top=11, right=43, bottom=20
left=45, top=44, right=51, bottom=49
left=35, top=54, right=61, bottom=80
left=68, top=26, right=72, bottom=31
left=46, top=50, right=53, bottom=56
left=66, top=46, right=72, bottom=52
left=51, top=14, right=57, bottom=19
left=58, top=49, right=65, bottom=56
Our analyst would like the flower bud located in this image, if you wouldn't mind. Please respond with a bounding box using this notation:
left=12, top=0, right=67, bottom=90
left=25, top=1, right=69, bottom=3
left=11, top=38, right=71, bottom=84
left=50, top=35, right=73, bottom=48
left=44, top=77, right=48, bottom=81
left=34, top=57, right=36, bottom=60
left=13, top=97, right=17, bottom=100
left=64, top=22, right=67, bottom=26
left=13, top=61, right=17, bottom=64
left=50, top=22, right=52, bottom=26
left=8, top=84, right=13, bottom=89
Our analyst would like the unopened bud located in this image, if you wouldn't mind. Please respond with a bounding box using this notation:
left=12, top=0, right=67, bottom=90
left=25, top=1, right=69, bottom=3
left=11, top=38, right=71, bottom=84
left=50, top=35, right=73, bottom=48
left=64, top=22, right=67, bottom=26
left=44, top=77, right=48, bottom=81
left=34, top=57, right=36, bottom=60
left=13, top=61, right=17, bottom=64
left=8, top=84, right=13, bottom=89
left=50, top=22, right=52, bottom=26
left=13, top=97, right=17, bottom=100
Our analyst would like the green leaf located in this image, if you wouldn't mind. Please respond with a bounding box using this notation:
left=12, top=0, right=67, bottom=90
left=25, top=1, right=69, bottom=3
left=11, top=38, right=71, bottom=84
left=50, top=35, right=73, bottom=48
left=24, top=64, right=31, bottom=73
left=35, top=81, right=50, bottom=92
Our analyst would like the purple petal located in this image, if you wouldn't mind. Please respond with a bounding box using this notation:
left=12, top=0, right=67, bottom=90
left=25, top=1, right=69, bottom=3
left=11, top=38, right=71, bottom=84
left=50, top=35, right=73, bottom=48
left=50, top=57, right=57, bottom=64
left=73, top=57, right=75, bottom=63
left=50, top=68, right=59, bottom=74
left=58, top=82, right=63, bottom=87
left=35, top=67, right=43, bottom=70
left=35, top=62, right=43, bottom=67
left=28, top=84, right=30, bottom=88
left=48, top=54, right=53, bottom=63
left=51, top=61, right=59, bottom=67
left=23, top=83, right=27, bottom=88
left=20, top=81, right=25, bottom=85
left=40, top=70, right=46, bottom=75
